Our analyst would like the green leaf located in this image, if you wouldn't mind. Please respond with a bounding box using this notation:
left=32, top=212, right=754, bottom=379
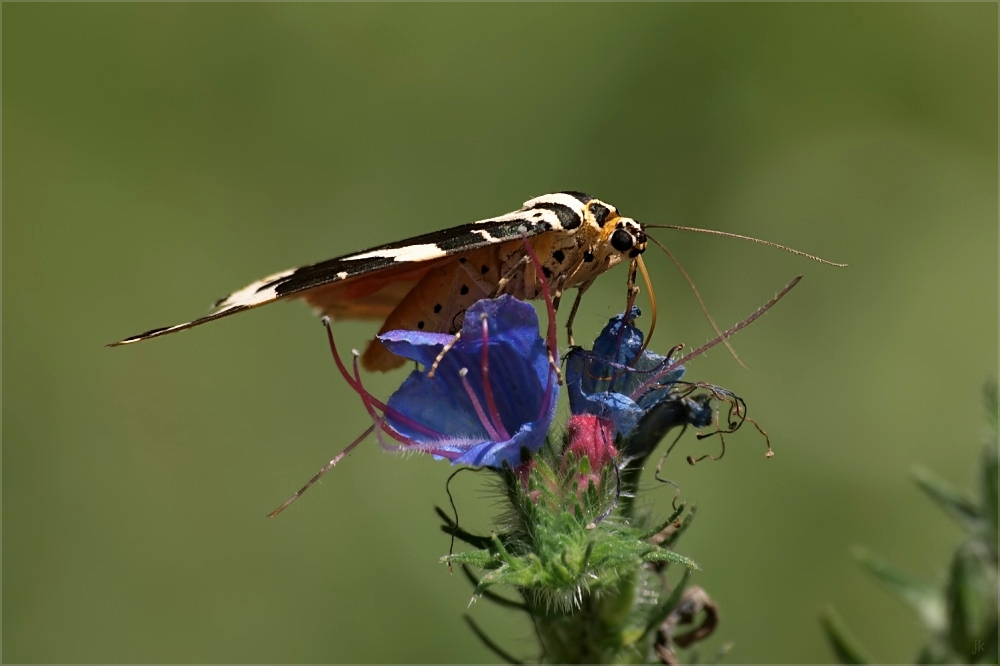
left=644, top=547, right=699, bottom=571
left=981, top=446, right=998, bottom=550
left=435, top=506, right=496, bottom=550
left=982, top=378, right=998, bottom=437
left=640, top=568, right=692, bottom=642
left=820, top=606, right=876, bottom=664
left=639, top=501, right=688, bottom=542
left=945, top=540, right=999, bottom=659
left=850, top=546, right=946, bottom=632
left=464, top=615, right=524, bottom=664
left=980, top=380, right=998, bottom=546
left=910, top=466, right=983, bottom=534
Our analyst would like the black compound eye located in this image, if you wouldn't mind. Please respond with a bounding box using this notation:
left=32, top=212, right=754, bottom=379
left=611, top=228, right=634, bottom=252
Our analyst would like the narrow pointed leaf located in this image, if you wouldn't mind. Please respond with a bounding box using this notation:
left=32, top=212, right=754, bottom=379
left=945, top=541, right=999, bottom=657
left=820, top=606, right=876, bottom=664
left=850, top=546, right=946, bottom=631
left=910, top=466, right=983, bottom=533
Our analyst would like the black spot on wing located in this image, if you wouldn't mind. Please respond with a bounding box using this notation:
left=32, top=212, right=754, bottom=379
left=530, top=203, right=582, bottom=230
left=589, top=202, right=612, bottom=227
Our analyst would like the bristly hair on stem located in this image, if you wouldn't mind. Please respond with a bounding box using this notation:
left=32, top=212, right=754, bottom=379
left=438, top=277, right=803, bottom=663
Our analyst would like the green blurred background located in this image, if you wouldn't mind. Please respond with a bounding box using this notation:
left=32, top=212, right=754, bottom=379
left=4, top=4, right=996, bottom=663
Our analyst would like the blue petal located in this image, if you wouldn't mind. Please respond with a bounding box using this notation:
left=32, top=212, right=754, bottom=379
left=377, top=295, right=558, bottom=468
left=566, top=308, right=690, bottom=439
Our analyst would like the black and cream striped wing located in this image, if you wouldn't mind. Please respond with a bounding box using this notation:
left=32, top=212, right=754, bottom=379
left=108, top=192, right=589, bottom=347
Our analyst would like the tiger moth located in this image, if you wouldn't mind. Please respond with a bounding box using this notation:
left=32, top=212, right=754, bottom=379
left=110, top=191, right=648, bottom=371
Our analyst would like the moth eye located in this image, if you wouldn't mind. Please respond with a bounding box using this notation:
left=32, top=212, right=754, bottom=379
left=611, top=229, right=634, bottom=252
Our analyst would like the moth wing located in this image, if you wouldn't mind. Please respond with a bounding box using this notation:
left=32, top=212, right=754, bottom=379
left=107, top=258, right=449, bottom=347
left=108, top=205, right=566, bottom=347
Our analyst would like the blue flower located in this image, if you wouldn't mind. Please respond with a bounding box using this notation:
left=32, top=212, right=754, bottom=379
left=565, top=308, right=694, bottom=439
left=371, top=295, right=559, bottom=468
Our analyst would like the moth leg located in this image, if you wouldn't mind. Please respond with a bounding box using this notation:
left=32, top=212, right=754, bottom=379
left=550, top=273, right=568, bottom=313
left=623, top=258, right=641, bottom=322
left=429, top=251, right=537, bottom=379
left=492, top=254, right=531, bottom=296
left=565, top=278, right=595, bottom=347
left=492, top=247, right=564, bottom=383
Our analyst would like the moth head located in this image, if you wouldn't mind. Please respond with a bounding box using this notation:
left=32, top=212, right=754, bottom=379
left=587, top=199, right=647, bottom=259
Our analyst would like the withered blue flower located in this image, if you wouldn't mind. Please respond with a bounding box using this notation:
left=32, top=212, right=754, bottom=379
left=565, top=307, right=693, bottom=439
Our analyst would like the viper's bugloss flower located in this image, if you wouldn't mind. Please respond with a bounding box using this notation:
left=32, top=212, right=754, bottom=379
left=368, top=294, right=559, bottom=468
left=566, top=307, right=689, bottom=439
left=435, top=300, right=770, bottom=663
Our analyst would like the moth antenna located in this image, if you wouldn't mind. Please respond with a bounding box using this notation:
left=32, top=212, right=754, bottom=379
left=645, top=224, right=848, bottom=267
left=631, top=275, right=802, bottom=399
left=647, top=234, right=747, bottom=370
left=630, top=255, right=657, bottom=364
left=637, top=256, right=657, bottom=343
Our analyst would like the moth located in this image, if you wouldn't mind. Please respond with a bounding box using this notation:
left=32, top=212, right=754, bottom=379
left=110, top=191, right=648, bottom=371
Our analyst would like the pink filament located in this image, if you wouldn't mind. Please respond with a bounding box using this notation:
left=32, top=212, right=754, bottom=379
left=478, top=314, right=511, bottom=441
left=459, top=367, right=505, bottom=443
left=324, top=318, right=444, bottom=445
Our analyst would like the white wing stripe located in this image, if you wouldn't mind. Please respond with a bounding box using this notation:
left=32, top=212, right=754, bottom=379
left=346, top=243, right=448, bottom=263
left=521, top=192, right=589, bottom=212
left=214, top=267, right=296, bottom=309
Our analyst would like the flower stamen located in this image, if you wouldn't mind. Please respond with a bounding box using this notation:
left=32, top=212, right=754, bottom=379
left=478, top=314, right=511, bottom=442
left=459, top=367, right=505, bottom=443
left=324, top=316, right=447, bottom=444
